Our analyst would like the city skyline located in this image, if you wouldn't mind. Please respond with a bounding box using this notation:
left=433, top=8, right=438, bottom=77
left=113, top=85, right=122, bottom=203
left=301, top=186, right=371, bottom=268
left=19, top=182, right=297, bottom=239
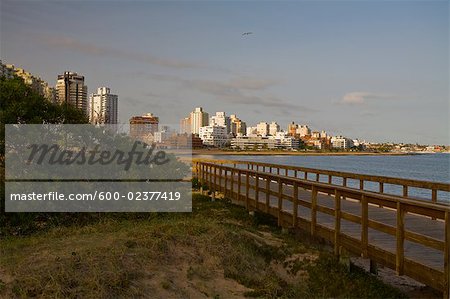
left=1, top=1, right=448, bottom=144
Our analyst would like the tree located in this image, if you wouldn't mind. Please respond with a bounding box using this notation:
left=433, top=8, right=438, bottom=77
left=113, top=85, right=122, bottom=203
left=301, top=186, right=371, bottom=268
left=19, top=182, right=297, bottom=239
left=0, top=76, right=89, bottom=154
left=0, top=76, right=89, bottom=231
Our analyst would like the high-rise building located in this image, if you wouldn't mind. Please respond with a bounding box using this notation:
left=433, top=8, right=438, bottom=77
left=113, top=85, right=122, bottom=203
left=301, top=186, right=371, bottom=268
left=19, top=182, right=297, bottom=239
left=189, top=107, right=209, bottom=135
left=180, top=116, right=191, bottom=134
left=89, top=87, right=118, bottom=124
left=230, top=114, right=247, bottom=136
left=256, top=122, right=269, bottom=137
left=56, top=72, right=88, bottom=114
left=287, top=122, right=299, bottom=136
left=269, top=121, right=280, bottom=136
left=129, top=113, right=159, bottom=143
left=210, top=112, right=230, bottom=134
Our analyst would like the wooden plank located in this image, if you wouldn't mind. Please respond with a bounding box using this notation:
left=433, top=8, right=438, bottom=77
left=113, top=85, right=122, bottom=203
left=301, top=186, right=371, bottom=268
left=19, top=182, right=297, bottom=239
left=316, top=205, right=335, bottom=216
left=404, top=231, right=445, bottom=251
left=368, top=219, right=397, bottom=236
left=341, top=211, right=362, bottom=224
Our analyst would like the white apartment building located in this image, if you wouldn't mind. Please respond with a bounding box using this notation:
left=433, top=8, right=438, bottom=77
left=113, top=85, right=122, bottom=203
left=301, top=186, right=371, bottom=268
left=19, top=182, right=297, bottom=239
left=231, top=136, right=278, bottom=150
left=269, top=121, right=280, bottom=136
left=296, top=125, right=311, bottom=137
left=190, top=107, right=209, bottom=135
left=210, top=112, right=231, bottom=134
left=246, top=126, right=258, bottom=137
left=89, top=87, right=118, bottom=124
left=331, top=136, right=354, bottom=149
left=256, top=122, right=269, bottom=136
left=199, top=125, right=228, bottom=147
left=272, top=132, right=300, bottom=149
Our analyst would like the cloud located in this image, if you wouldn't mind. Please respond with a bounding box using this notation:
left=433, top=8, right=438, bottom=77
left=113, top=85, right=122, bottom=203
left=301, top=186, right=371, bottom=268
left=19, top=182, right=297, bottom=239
left=37, top=35, right=205, bottom=69
left=339, top=92, right=395, bottom=105
left=145, top=73, right=314, bottom=112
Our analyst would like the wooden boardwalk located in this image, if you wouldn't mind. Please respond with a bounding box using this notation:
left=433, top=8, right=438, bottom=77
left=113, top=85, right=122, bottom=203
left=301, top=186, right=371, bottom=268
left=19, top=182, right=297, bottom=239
left=193, top=160, right=450, bottom=298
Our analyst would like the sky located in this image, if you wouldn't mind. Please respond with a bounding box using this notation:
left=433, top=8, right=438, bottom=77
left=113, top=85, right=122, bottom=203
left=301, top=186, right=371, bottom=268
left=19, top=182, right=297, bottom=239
left=1, top=0, right=449, bottom=144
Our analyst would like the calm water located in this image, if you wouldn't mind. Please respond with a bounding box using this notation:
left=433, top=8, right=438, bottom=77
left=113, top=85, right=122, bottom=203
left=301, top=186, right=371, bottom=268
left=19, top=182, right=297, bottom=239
left=196, top=153, right=450, bottom=203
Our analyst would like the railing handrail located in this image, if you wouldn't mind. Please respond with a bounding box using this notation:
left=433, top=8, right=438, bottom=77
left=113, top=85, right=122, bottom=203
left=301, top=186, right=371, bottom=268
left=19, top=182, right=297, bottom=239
left=192, top=159, right=450, bottom=202
left=197, top=161, right=450, bottom=214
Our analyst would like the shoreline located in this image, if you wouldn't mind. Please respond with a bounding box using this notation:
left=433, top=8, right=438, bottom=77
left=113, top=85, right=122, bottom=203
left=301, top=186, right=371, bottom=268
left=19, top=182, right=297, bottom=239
left=192, top=150, right=420, bottom=156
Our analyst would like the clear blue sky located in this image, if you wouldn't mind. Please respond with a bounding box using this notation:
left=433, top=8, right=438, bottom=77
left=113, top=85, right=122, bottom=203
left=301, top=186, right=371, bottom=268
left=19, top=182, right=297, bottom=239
left=1, top=0, right=448, bottom=144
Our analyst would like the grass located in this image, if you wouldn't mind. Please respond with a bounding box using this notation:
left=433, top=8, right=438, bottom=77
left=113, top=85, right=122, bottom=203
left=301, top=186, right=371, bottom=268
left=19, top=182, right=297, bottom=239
left=0, top=194, right=407, bottom=298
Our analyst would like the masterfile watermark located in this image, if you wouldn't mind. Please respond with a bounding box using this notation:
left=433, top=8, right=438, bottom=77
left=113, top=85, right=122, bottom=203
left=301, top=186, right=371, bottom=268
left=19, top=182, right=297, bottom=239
left=5, top=124, right=192, bottom=212
left=27, top=141, right=169, bottom=171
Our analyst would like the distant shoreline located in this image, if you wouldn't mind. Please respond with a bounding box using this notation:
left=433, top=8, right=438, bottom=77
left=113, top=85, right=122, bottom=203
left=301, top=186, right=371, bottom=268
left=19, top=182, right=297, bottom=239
left=192, top=150, right=420, bottom=156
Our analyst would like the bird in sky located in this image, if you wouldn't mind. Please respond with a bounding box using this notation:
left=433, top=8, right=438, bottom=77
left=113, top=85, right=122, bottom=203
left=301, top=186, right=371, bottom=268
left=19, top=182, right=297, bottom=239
left=242, top=32, right=253, bottom=36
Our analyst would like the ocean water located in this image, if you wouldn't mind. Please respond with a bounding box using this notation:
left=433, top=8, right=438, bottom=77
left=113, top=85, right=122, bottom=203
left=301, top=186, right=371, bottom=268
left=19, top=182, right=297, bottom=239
left=195, top=153, right=450, bottom=203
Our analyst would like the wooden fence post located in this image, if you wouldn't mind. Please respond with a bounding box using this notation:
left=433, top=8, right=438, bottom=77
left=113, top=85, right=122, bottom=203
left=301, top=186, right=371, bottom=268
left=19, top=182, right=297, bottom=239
left=396, top=202, right=405, bottom=275
left=214, top=166, right=217, bottom=193
left=237, top=170, right=241, bottom=202
left=293, top=182, right=298, bottom=228
left=334, top=190, right=341, bottom=255
left=311, top=186, right=317, bottom=236
left=361, top=195, right=368, bottom=258
left=444, top=211, right=449, bottom=299
left=277, top=179, right=282, bottom=226
left=224, top=168, right=228, bottom=196
left=255, top=173, right=259, bottom=207
left=230, top=169, right=234, bottom=200
left=266, top=177, right=270, bottom=213
left=245, top=171, right=250, bottom=210
left=209, top=165, right=213, bottom=191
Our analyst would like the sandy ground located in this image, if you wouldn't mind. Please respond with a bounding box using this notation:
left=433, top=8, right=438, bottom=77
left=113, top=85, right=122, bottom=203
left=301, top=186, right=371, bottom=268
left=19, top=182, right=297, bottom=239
left=351, top=257, right=442, bottom=298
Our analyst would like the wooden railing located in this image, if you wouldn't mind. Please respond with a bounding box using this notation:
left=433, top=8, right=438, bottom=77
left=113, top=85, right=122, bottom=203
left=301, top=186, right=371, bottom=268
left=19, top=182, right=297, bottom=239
left=193, top=160, right=450, bottom=298
left=194, top=159, right=450, bottom=204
